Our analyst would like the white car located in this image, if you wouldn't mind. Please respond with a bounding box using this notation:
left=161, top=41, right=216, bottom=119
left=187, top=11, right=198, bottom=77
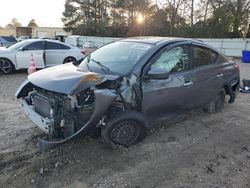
left=0, top=39, right=85, bottom=74
left=17, top=36, right=31, bottom=42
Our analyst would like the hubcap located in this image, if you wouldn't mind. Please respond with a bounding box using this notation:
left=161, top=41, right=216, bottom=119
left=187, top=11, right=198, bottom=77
left=0, top=59, right=11, bottom=74
left=110, top=120, right=141, bottom=146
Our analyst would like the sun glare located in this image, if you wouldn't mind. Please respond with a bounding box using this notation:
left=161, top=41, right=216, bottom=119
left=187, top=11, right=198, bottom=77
left=137, top=14, right=144, bottom=24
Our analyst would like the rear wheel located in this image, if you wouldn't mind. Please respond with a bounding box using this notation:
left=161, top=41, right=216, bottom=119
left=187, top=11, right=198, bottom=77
left=63, top=57, right=76, bottom=64
left=204, top=89, right=226, bottom=113
left=0, top=58, right=15, bottom=74
left=101, top=111, right=147, bottom=149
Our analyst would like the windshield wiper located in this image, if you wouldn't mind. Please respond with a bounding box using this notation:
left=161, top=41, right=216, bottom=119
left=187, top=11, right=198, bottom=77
left=90, top=58, right=112, bottom=74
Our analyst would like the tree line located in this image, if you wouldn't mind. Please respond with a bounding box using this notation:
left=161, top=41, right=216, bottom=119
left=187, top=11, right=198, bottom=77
left=62, top=0, right=250, bottom=38
left=0, top=18, right=38, bottom=29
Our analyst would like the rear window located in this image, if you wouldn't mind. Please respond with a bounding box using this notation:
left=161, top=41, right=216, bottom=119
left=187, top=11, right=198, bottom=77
left=46, top=41, right=70, bottom=50
left=217, top=54, right=228, bottom=64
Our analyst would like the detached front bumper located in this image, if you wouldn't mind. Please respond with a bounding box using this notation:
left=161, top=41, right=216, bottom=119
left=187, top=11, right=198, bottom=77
left=22, top=98, right=54, bottom=134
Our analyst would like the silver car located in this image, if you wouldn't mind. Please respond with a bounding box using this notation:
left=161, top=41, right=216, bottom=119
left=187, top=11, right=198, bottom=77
left=0, top=39, right=85, bottom=74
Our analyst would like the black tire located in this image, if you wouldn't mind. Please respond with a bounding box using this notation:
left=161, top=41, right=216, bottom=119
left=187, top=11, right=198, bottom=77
left=204, top=89, right=226, bottom=114
left=101, top=111, right=148, bottom=149
left=0, top=58, right=15, bottom=74
left=63, top=57, right=76, bottom=64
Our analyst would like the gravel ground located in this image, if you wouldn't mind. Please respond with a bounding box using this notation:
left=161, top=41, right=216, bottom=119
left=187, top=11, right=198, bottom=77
left=0, top=60, right=250, bottom=188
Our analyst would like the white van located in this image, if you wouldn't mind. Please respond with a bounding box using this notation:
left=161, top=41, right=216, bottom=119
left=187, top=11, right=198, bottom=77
left=65, top=35, right=94, bottom=49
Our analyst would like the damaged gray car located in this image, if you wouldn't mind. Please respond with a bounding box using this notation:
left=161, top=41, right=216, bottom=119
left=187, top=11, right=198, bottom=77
left=16, top=37, right=240, bottom=152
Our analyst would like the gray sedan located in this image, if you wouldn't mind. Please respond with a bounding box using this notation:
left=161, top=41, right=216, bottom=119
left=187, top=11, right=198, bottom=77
left=0, top=39, right=85, bottom=74
left=16, top=37, right=240, bottom=151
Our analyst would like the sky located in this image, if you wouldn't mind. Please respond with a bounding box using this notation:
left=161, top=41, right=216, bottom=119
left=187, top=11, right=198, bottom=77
left=0, top=0, right=65, bottom=27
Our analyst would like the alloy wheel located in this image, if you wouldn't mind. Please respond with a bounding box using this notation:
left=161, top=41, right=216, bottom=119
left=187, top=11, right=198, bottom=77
left=0, top=59, right=12, bottom=74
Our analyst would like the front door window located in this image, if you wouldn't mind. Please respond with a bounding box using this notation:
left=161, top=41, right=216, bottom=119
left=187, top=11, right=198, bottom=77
left=150, top=45, right=191, bottom=74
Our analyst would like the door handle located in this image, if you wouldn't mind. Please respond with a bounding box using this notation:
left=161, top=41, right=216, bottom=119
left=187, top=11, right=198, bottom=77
left=216, top=74, right=224, bottom=78
left=183, top=82, right=193, bottom=87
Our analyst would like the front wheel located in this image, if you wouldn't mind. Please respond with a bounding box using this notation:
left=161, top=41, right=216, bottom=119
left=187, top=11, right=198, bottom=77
left=204, top=89, right=226, bottom=113
left=101, top=111, right=147, bottom=149
left=0, top=58, right=15, bottom=74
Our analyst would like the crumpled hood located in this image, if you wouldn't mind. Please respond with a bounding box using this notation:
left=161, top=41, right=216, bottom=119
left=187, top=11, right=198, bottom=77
left=28, top=63, right=118, bottom=94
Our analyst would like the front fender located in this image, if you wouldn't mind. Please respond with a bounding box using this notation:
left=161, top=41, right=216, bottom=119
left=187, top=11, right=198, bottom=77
left=37, top=89, right=117, bottom=152
left=15, top=80, right=34, bottom=99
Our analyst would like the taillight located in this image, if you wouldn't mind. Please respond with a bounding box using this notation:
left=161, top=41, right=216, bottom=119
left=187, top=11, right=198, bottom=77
left=81, top=50, right=87, bottom=56
left=233, top=63, right=240, bottom=70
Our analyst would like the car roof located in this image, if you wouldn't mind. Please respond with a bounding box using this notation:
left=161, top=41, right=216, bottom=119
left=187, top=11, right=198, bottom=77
left=21, top=39, right=72, bottom=46
left=120, top=36, right=204, bottom=46
left=23, top=39, right=62, bottom=43
left=12, top=39, right=73, bottom=49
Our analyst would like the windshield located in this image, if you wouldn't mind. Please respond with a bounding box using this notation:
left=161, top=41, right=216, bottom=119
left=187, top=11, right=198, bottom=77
left=7, top=40, right=30, bottom=50
left=79, top=41, right=152, bottom=75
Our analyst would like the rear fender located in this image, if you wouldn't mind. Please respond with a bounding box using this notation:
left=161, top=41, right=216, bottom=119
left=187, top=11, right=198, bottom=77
left=224, top=81, right=240, bottom=104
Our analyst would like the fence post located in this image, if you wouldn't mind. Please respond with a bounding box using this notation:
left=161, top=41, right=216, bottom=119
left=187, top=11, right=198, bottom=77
left=220, top=38, right=225, bottom=54
left=244, top=39, right=248, bottom=50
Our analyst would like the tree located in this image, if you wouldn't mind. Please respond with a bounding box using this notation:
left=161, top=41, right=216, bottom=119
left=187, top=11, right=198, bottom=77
left=161, top=0, right=186, bottom=36
left=209, top=0, right=250, bottom=37
left=27, top=19, right=38, bottom=27
left=62, top=0, right=110, bottom=36
left=148, top=8, right=171, bottom=36
left=246, top=24, right=250, bottom=38
left=190, top=0, right=194, bottom=28
left=5, top=18, right=22, bottom=28
left=61, top=0, right=250, bottom=38
left=62, top=0, right=79, bottom=33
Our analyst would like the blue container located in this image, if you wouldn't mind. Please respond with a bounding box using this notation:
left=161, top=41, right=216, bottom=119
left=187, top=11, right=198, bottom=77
left=242, top=50, right=250, bottom=63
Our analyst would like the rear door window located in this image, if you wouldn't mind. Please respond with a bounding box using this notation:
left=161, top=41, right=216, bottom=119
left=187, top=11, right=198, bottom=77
left=192, top=45, right=218, bottom=67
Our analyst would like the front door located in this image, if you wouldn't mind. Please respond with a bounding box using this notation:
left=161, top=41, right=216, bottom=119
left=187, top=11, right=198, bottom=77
left=141, top=44, right=195, bottom=121
left=16, top=41, right=45, bottom=69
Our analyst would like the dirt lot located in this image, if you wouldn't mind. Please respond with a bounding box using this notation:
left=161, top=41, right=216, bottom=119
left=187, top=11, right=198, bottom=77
left=0, top=60, right=250, bottom=188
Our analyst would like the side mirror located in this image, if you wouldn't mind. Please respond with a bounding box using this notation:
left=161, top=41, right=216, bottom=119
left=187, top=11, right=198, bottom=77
left=144, top=67, right=170, bottom=80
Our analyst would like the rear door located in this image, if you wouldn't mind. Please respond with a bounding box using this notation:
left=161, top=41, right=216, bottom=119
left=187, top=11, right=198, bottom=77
left=191, top=44, right=224, bottom=108
left=141, top=43, right=196, bottom=120
left=45, top=41, right=71, bottom=66
left=16, top=41, right=45, bottom=69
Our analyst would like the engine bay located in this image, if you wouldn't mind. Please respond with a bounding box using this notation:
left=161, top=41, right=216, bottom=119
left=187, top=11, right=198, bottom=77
left=29, top=88, right=96, bottom=139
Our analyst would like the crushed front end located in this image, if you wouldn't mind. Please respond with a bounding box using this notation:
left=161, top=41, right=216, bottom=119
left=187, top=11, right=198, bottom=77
left=16, top=80, right=117, bottom=152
